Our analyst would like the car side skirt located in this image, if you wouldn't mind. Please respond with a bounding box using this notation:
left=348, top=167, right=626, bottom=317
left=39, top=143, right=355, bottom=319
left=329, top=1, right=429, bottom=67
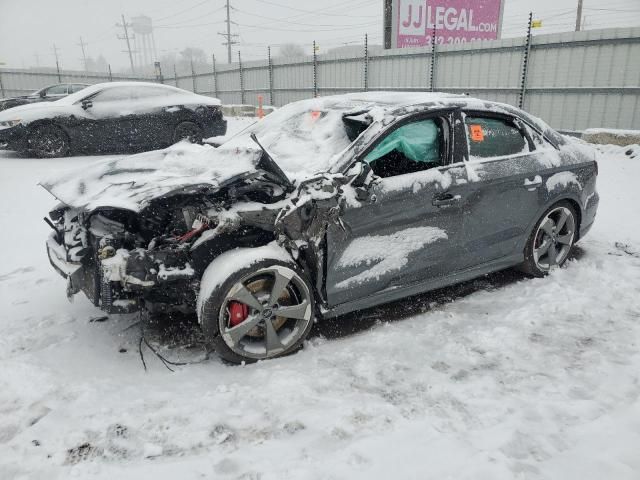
left=320, top=252, right=523, bottom=319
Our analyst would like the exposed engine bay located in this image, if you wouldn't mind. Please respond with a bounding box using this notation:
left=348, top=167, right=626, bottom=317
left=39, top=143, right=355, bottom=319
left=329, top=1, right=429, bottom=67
left=45, top=164, right=350, bottom=315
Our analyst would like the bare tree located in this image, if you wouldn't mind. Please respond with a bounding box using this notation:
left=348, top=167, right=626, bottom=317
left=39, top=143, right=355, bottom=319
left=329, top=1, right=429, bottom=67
left=278, top=43, right=306, bottom=58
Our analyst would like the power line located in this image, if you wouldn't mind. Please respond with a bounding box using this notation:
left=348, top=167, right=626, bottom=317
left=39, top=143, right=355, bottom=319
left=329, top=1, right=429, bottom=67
left=154, top=6, right=226, bottom=28
left=237, top=20, right=379, bottom=33
left=155, top=0, right=210, bottom=22
left=231, top=6, right=381, bottom=28
left=247, top=0, right=379, bottom=18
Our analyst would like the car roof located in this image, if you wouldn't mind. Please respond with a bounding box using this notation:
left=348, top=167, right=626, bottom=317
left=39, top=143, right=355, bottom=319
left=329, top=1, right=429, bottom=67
left=58, top=81, right=192, bottom=105
left=315, top=91, right=521, bottom=118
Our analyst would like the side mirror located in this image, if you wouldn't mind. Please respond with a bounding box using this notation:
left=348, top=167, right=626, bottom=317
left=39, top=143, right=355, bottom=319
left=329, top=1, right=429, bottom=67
left=39, top=90, right=46, bottom=98
left=351, top=162, right=374, bottom=188
left=81, top=99, right=93, bottom=110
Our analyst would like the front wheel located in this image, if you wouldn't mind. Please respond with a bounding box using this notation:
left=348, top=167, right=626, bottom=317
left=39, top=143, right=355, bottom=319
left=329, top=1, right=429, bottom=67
left=27, top=124, right=70, bottom=158
left=521, top=201, right=578, bottom=277
left=198, top=248, right=315, bottom=364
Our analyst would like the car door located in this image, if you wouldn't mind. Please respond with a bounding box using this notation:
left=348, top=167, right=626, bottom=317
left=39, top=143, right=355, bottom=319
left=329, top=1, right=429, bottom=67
left=458, top=111, right=559, bottom=267
left=71, top=86, right=137, bottom=151
left=124, top=86, right=179, bottom=149
left=325, top=112, right=468, bottom=308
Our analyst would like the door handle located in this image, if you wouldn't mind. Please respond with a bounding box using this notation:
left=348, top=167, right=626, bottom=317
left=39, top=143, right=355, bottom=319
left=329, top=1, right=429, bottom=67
left=432, top=193, right=460, bottom=207
left=524, top=175, right=543, bottom=190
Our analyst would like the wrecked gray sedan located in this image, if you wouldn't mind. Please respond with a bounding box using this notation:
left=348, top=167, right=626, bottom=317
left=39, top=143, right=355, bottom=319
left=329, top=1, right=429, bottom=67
left=42, top=92, right=599, bottom=363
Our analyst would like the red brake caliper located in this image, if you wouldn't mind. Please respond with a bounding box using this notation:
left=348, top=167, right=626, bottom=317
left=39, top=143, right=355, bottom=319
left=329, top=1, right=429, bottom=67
left=228, top=301, right=249, bottom=327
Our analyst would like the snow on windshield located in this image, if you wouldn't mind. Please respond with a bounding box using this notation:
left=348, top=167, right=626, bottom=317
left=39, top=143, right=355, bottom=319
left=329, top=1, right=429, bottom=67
left=220, top=97, right=372, bottom=181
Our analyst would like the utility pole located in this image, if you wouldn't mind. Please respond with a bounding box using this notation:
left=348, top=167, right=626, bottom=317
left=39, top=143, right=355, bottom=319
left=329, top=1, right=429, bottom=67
left=116, top=14, right=136, bottom=74
left=575, top=0, right=584, bottom=31
left=218, top=0, right=238, bottom=63
left=77, top=36, right=88, bottom=72
left=52, top=44, right=62, bottom=82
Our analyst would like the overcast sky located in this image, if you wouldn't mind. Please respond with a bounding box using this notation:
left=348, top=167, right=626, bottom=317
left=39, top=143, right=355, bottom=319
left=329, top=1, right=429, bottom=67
left=0, top=0, right=638, bottom=71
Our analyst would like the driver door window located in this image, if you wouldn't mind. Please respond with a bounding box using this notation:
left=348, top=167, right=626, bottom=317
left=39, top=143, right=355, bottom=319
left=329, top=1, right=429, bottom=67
left=364, top=119, right=444, bottom=178
left=45, top=84, right=68, bottom=97
left=87, top=87, right=137, bottom=118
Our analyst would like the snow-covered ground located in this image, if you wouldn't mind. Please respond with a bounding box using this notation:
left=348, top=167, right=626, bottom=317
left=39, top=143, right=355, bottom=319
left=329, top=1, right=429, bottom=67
left=0, top=129, right=639, bottom=479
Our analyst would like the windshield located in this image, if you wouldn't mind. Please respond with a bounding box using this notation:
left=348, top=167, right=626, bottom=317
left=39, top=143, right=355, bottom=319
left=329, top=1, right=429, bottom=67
left=221, top=97, right=372, bottom=181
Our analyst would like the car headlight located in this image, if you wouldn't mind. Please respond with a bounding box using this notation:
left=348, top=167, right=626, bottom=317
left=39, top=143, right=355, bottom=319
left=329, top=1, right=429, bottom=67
left=0, top=119, right=21, bottom=130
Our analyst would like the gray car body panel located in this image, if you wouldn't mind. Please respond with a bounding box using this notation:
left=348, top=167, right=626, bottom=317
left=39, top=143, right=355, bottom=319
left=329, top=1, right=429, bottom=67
left=292, top=103, right=598, bottom=319
left=42, top=92, right=599, bottom=320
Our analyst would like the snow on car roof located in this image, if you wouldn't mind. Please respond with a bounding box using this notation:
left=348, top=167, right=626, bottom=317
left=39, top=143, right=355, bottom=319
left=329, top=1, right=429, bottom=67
left=221, top=91, right=553, bottom=180
left=58, top=81, right=220, bottom=106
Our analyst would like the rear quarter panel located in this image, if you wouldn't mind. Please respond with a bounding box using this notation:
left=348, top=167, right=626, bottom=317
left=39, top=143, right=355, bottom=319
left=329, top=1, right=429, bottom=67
left=523, top=141, right=599, bottom=248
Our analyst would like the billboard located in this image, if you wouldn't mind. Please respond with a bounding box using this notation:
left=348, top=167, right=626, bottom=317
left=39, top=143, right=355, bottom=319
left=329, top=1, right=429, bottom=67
left=391, top=0, right=504, bottom=48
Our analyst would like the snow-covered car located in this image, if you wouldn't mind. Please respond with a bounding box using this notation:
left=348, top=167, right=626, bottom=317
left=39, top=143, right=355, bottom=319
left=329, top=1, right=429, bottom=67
left=0, top=83, right=90, bottom=112
left=41, top=92, right=599, bottom=364
left=0, top=81, right=226, bottom=157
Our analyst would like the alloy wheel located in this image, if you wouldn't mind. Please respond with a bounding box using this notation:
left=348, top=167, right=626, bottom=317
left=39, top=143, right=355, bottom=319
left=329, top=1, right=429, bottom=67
left=533, top=206, right=576, bottom=271
left=218, top=266, right=313, bottom=361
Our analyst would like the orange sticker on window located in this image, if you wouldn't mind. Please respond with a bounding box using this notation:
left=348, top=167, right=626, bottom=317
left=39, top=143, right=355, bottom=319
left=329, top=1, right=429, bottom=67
left=470, top=124, right=485, bottom=142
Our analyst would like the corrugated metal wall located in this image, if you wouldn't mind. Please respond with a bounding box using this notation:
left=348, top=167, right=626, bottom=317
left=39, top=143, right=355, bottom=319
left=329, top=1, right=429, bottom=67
left=1, top=27, right=638, bottom=130
left=0, top=69, right=154, bottom=98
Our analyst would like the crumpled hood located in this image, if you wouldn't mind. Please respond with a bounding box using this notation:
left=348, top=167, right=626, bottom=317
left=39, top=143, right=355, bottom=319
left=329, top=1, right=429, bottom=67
left=40, top=143, right=262, bottom=212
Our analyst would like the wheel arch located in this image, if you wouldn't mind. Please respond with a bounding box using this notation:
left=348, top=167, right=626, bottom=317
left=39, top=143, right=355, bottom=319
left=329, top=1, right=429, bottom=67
left=190, top=226, right=277, bottom=275
left=191, top=225, right=326, bottom=314
left=520, top=193, right=584, bottom=253
left=24, top=119, right=73, bottom=155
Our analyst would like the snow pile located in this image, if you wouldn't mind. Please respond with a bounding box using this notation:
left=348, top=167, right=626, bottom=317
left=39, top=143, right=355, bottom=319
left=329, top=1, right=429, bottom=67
left=336, top=226, right=448, bottom=288
left=583, top=128, right=640, bottom=147
left=595, top=143, right=639, bottom=160
left=1, top=141, right=640, bottom=479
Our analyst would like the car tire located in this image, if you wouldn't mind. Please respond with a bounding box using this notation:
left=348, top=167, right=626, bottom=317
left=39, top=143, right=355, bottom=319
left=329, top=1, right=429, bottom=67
left=198, top=252, right=315, bottom=364
left=173, top=121, right=203, bottom=144
left=520, top=201, right=578, bottom=277
left=27, top=124, right=70, bottom=158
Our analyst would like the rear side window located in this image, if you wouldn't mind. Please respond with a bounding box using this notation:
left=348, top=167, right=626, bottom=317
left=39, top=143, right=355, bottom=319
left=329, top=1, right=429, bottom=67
left=464, top=115, right=528, bottom=160
left=69, top=84, right=87, bottom=93
left=92, top=88, right=133, bottom=102
left=47, top=85, right=68, bottom=95
left=129, top=86, right=174, bottom=99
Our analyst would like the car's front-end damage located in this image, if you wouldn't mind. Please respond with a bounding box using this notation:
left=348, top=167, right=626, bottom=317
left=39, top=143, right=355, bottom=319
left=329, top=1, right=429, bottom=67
left=41, top=142, right=297, bottom=315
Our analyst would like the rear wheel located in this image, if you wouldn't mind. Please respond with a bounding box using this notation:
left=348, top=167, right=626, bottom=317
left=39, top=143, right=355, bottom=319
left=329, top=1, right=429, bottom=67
left=199, top=254, right=315, bottom=364
left=521, top=201, right=577, bottom=276
left=173, top=121, right=203, bottom=144
left=27, top=124, right=70, bottom=158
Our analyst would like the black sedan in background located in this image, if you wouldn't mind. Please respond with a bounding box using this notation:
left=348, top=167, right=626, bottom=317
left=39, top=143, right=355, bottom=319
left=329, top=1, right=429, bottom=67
left=0, top=82, right=227, bottom=157
left=0, top=83, right=90, bottom=112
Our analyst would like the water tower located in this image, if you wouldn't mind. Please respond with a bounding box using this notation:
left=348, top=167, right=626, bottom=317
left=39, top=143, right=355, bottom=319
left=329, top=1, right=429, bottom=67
left=131, top=15, right=157, bottom=70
